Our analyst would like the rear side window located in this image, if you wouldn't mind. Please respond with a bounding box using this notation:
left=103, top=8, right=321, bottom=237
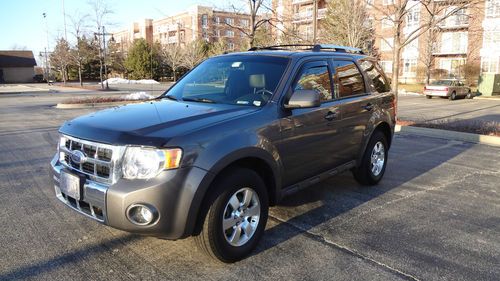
left=293, top=65, right=332, bottom=102
left=359, top=60, right=391, bottom=93
left=331, top=60, right=365, bottom=98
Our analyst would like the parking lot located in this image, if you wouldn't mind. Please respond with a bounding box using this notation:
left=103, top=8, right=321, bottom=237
left=0, top=91, right=499, bottom=280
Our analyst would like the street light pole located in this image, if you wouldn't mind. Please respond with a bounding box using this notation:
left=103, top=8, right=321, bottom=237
left=94, top=26, right=114, bottom=90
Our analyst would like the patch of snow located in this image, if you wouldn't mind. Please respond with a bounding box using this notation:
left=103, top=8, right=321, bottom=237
left=102, top=78, right=160, bottom=85
left=122, top=92, right=154, bottom=100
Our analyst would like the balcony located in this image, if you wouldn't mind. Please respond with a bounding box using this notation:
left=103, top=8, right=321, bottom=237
left=292, top=8, right=327, bottom=23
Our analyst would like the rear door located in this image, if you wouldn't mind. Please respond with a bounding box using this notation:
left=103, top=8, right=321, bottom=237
left=278, top=60, right=345, bottom=186
left=331, top=59, right=379, bottom=160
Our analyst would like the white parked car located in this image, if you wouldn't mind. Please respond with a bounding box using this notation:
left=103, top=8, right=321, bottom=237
left=424, top=80, right=473, bottom=100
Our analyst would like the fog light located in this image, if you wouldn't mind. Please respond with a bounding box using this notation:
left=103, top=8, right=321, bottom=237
left=126, top=204, right=157, bottom=226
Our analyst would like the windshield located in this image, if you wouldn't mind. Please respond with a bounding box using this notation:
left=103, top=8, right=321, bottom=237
left=163, top=55, right=289, bottom=107
left=431, top=80, right=453, bottom=86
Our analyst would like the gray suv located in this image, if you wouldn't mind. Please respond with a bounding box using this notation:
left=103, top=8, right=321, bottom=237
left=50, top=44, right=395, bottom=262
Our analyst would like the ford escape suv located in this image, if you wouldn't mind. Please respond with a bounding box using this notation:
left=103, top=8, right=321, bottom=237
left=50, top=44, right=395, bottom=262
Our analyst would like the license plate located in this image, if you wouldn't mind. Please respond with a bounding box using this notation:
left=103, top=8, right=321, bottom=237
left=60, top=171, right=81, bottom=200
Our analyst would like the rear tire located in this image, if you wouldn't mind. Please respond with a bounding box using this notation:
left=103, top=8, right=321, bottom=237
left=194, top=168, right=268, bottom=263
left=449, top=91, right=456, bottom=101
left=352, top=131, right=388, bottom=186
left=426, top=95, right=432, bottom=99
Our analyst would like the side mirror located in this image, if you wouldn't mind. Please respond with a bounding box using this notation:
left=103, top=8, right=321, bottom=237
left=284, top=89, right=321, bottom=109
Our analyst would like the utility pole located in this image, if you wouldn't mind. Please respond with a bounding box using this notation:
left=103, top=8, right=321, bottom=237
left=94, top=26, right=114, bottom=90
left=42, top=12, right=51, bottom=84
left=312, top=0, right=318, bottom=44
left=62, top=0, right=67, bottom=41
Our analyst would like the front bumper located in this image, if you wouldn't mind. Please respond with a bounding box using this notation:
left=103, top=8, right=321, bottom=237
left=50, top=154, right=209, bottom=239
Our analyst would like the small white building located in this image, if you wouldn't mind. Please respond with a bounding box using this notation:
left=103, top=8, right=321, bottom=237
left=0, top=50, right=37, bottom=83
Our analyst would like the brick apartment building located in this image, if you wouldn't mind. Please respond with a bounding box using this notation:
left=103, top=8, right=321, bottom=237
left=273, top=0, right=500, bottom=84
left=113, top=5, right=253, bottom=52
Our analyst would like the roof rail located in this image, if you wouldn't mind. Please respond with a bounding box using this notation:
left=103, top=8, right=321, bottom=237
left=248, top=44, right=364, bottom=54
left=311, top=44, right=364, bottom=54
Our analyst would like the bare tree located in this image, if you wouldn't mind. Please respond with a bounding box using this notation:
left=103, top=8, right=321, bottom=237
left=221, top=0, right=273, bottom=48
left=322, top=0, right=373, bottom=50
left=182, top=40, right=208, bottom=69
left=161, top=44, right=184, bottom=82
left=368, top=0, right=481, bottom=96
left=88, top=0, right=112, bottom=88
left=69, top=13, right=89, bottom=86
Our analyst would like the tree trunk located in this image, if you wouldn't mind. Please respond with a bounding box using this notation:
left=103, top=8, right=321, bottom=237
left=78, top=62, right=83, bottom=87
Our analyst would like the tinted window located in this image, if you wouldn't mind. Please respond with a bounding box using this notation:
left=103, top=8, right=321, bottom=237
left=431, top=80, right=453, bottom=86
left=331, top=60, right=365, bottom=98
left=359, top=60, right=391, bottom=93
left=293, top=65, right=332, bottom=102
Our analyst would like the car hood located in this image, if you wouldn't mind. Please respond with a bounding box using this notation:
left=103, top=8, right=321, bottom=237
left=59, top=100, right=259, bottom=147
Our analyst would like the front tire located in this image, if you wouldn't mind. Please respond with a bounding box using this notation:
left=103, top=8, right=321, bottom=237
left=466, top=90, right=473, bottom=99
left=426, top=95, right=432, bottom=99
left=195, top=168, right=269, bottom=263
left=352, top=131, right=388, bottom=185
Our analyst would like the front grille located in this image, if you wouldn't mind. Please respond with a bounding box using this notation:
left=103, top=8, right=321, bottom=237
left=59, top=135, right=124, bottom=184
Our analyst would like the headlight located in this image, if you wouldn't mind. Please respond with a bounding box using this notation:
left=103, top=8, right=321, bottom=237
left=122, top=147, right=182, bottom=180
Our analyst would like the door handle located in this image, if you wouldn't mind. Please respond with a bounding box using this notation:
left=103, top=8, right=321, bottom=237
left=324, top=111, right=337, bottom=121
left=362, top=103, right=374, bottom=111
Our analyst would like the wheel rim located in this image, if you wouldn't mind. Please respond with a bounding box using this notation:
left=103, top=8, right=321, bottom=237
left=222, top=187, right=261, bottom=247
left=370, top=141, right=385, bottom=177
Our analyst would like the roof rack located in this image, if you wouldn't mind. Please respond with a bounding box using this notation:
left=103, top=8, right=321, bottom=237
left=248, top=44, right=364, bottom=54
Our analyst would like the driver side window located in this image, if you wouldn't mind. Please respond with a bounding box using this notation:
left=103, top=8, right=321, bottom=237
left=293, top=65, right=332, bottom=102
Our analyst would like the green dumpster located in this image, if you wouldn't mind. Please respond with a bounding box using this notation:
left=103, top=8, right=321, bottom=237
left=478, top=73, right=500, bottom=96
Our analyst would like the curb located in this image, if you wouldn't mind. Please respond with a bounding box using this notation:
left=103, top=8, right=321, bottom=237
left=473, top=96, right=500, bottom=101
left=395, top=125, right=500, bottom=147
left=55, top=100, right=144, bottom=109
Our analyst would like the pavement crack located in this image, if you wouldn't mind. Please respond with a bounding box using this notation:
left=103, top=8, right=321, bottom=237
left=269, top=215, right=421, bottom=281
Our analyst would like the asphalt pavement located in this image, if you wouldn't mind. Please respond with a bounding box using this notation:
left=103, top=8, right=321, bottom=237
left=398, top=94, right=500, bottom=123
left=0, top=92, right=499, bottom=280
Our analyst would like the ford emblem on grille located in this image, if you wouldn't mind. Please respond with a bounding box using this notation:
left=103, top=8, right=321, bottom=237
left=70, top=150, right=87, bottom=164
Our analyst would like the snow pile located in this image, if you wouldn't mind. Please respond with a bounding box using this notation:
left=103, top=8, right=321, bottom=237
left=121, top=92, right=154, bottom=100
left=102, top=78, right=160, bottom=85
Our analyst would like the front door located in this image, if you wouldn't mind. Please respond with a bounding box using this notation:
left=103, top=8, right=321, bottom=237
left=278, top=61, right=346, bottom=187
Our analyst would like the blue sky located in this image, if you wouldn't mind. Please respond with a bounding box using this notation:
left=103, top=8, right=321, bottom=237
left=0, top=0, right=229, bottom=62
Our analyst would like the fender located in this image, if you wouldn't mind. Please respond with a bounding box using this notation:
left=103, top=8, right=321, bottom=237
left=181, top=131, right=283, bottom=237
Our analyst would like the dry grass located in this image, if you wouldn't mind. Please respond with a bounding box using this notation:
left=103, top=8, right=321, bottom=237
left=397, top=118, right=500, bottom=137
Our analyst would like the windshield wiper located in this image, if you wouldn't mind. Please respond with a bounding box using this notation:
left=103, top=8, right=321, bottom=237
left=182, top=97, right=217, bottom=103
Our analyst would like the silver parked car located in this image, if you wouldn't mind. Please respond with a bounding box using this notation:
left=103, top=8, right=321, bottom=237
left=424, top=79, right=473, bottom=100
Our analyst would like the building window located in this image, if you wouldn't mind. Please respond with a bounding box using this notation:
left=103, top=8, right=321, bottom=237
left=486, top=0, right=500, bottom=18
left=225, top=18, right=234, bottom=25
left=213, top=17, right=220, bottom=24
left=226, top=30, right=234, bottom=37
left=216, top=30, right=221, bottom=37
left=383, top=0, right=394, bottom=5
left=406, top=6, right=420, bottom=27
left=439, top=32, right=468, bottom=54
left=402, top=59, right=417, bottom=77
left=483, top=31, right=500, bottom=49
left=240, top=19, right=249, bottom=27
left=439, top=58, right=466, bottom=78
left=380, top=61, right=393, bottom=74
left=381, top=38, right=393, bottom=51
left=481, top=56, right=500, bottom=73
left=228, top=42, right=235, bottom=50
left=202, top=14, right=208, bottom=27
